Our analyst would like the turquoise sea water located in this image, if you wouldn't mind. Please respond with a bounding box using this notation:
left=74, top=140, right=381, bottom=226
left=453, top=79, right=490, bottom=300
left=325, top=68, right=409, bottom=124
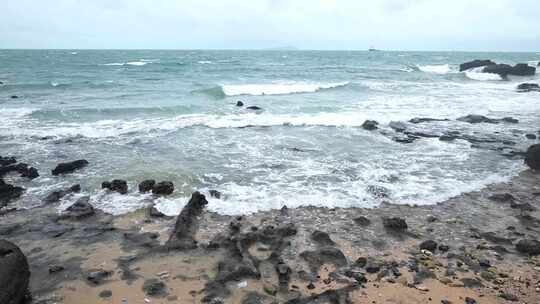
left=1, top=50, right=539, bottom=215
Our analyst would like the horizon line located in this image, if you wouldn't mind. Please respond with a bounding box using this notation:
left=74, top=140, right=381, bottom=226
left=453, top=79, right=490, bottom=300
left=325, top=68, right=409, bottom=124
left=0, top=48, right=539, bottom=53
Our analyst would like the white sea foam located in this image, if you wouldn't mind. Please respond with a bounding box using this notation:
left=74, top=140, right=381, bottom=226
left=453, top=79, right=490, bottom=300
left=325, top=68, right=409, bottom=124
left=418, top=64, right=452, bottom=74
left=126, top=61, right=147, bottom=66
left=464, top=67, right=502, bottom=81
left=198, top=60, right=213, bottom=64
left=103, top=63, right=125, bottom=66
left=221, top=81, right=349, bottom=96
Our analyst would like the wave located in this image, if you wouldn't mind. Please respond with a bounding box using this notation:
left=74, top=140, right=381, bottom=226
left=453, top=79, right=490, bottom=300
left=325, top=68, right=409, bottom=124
left=418, top=64, right=452, bottom=74
left=464, top=67, right=502, bottom=81
left=220, top=82, right=350, bottom=96
left=103, top=59, right=157, bottom=66
left=198, top=60, right=213, bottom=64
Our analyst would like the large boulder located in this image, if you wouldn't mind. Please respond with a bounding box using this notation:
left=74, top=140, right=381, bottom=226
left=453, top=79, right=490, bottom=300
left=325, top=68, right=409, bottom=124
left=525, top=144, right=540, bottom=170
left=52, top=159, right=89, bottom=175
left=167, top=192, right=208, bottom=249
left=459, top=59, right=495, bottom=72
left=483, top=63, right=535, bottom=77
left=517, top=83, right=540, bottom=92
left=0, top=240, right=30, bottom=304
left=139, top=180, right=156, bottom=193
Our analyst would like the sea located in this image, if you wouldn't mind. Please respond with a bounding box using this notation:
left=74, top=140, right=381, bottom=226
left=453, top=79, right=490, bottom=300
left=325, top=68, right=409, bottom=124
left=1, top=50, right=539, bottom=216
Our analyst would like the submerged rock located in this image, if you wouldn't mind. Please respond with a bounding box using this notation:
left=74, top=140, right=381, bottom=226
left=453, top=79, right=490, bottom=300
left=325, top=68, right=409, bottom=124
left=516, top=239, right=540, bottom=255
left=409, top=117, right=449, bottom=124
left=525, top=144, right=540, bottom=170
left=354, top=216, right=371, bottom=226
left=51, top=159, right=89, bottom=175
left=361, top=120, right=379, bottom=131
left=457, top=115, right=497, bottom=124
left=0, top=162, right=39, bottom=179
left=138, top=179, right=156, bottom=193
left=246, top=106, right=262, bottom=110
left=152, top=181, right=174, bottom=195
left=459, top=59, right=495, bottom=72
left=0, top=240, right=30, bottom=304
left=43, top=184, right=81, bottom=204
left=517, top=83, right=540, bottom=92
left=0, top=180, right=24, bottom=208
left=102, top=179, right=128, bottom=194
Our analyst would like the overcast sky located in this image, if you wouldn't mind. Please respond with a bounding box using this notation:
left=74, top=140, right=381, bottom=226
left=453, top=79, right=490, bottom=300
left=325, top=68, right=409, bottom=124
left=2, top=0, right=539, bottom=51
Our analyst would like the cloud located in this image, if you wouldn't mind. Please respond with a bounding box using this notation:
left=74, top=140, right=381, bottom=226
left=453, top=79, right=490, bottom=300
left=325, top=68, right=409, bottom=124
left=1, top=0, right=539, bottom=50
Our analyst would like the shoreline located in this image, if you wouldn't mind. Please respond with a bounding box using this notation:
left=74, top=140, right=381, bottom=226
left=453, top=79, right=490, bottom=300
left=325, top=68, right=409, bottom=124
left=1, top=169, right=540, bottom=303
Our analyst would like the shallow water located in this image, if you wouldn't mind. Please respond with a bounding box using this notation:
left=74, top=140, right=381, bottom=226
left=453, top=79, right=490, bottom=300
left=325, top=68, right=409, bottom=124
left=0, top=50, right=539, bottom=215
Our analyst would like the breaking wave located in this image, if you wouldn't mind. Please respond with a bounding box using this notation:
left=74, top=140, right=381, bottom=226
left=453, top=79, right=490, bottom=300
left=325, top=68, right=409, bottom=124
left=219, top=82, right=350, bottom=96
left=464, top=67, right=502, bottom=81
left=418, top=64, right=452, bottom=74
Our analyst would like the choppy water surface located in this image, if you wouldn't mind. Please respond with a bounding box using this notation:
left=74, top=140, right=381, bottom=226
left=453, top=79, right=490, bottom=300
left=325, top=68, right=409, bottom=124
left=1, top=50, right=539, bottom=215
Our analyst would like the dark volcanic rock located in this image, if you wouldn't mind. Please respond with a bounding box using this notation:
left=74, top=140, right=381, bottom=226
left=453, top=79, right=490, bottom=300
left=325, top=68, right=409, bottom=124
left=354, top=216, right=371, bottom=226
left=526, top=133, right=537, bottom=140
left=465, top=297, right=477, bottom=304
left=488, top=193, right=515, bottom=203
left=0, top=180, right=24, bottom=207
left=246, top=106, right=262, bottom=110
left=361, top=120, right=379, bottom=131
left=236, top=101, right=244, bottom=107
left=0, top=162, right=39, bottom=179
left=0, top=240, right=30, bottom=304
left=87, top=269, right=112, bottom=285
left=457, top=115, right=497, bottom=124
left=311, top=230, right=336, bottom=246
left=483, top=63, right=535, bottom=77
left=517, top=83, right=540, bottom=92
left=43, top=184, right=81, bottom=204
left=99, top=290, right=112, bottom=298
left=61, top=196, right=95, bottom=219
left=419, top=240, right=438, bottom=252
left=51, top=159, right=89, bottom=175
left=102, top=179, right=128, bottom=194
left=459, top=59, right=495, bottom=72
left=525, top=144, right=540, bottom=170
left=366, top=185, right=389, bottom=199
left=409, top=117, right=449, bottom=124
left=499, top=292, right=519, bottom=302
left=209, top=189, right=221, bottom=199
left=124, top=232, right=160, bottom=248
left=0, top=156, right=16, bottom=166
left=382, top=217, right=408, bottom=231
left=300, top=247, right=348, bottom=273
left=148, top=205, right=166, bottom=218
left=152, top=181, right=174, bottom=195
left=166, top=192, right=208, bottom=249
left=515, top=239, right=540, bottom=255
left=138, top=179, right=155, bottom=193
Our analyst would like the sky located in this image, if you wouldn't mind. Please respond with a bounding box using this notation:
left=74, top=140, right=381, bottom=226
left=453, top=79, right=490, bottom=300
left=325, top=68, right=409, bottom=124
left=2, top=0, right=539, bottom=51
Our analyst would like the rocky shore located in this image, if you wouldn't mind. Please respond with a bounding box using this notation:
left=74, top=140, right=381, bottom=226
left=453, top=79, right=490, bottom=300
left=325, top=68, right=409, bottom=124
left=1, top=152, right=540, bottom=303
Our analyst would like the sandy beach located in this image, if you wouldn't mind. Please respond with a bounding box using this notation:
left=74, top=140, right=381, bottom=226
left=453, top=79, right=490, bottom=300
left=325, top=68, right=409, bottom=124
left=2, top=168, right=540, bottom=303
